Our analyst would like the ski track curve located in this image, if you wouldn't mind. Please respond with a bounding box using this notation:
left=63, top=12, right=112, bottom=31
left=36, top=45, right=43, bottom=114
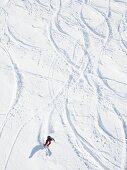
left=89, top=4, right=113, bottom=65
left=52, top=2, right=125, bottom=169
left=53, top=13, right=93, bottom=89
left=97, top=110, right=122, bottom=143
left=0, top=1, right=126, bottom=170
left=54, top=0, right=69, bottom=36
left=64, top=100, right=109, bottom=170
left=93, top=63, right=126, bottom=168
left=47, top=2, right=115, bottom=167
left=45, top=43, right=108, bottom=168
left=79, top=2, right=113, bottom=70
left=34, top=0, right=50, bottom=11
left=47, top=75, right=98, bottom=169
left=6, top=24, right=40, bottom=51
left=112, top=105, right=127, bottom=170
left=4, top=114, right=39, bottom=170
left=49, top=0, right=94, bottom=91
left=108, top=0, right=111, bottom=17
left=93, top=84, right=117, bottom=143
left=80, top=6, right=106, bottom=39
left=44, top=44, right=98, bottom=168
left=48, top=22, right=80, bottom=71
left=4, top=123, right=27, bottom=170
left=97, top=68, right=127, bottom=99
left=114, top=0, right=127, bottom=4
left=118, top=21, right=127, bottom=52
left=63, top=64, right=115, bottom=168
left=0, top=46, right=23, bottom=138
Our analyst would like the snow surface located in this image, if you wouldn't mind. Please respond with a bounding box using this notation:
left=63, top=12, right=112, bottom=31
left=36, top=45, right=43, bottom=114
left=0, top=0, right=127, bottom=170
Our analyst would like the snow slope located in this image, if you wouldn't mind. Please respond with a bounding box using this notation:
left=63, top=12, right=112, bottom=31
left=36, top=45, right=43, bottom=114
left=0, top=0, right=127, bottom=169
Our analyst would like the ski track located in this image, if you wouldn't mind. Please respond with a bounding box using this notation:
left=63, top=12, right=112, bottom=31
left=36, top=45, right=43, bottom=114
left=118, top=21, right=127, bottom=52
left=0, top=0, right=126, bottom=170
left=0, top=46, right=23, bottom=138
left=81, top=1, right=121, bottom=150
left=48, top=22, right=80, bottom=71
left=93, top=84, right=116, bottom=143
left=34, top=0, right=50, bottom=11
left=63, top=71, right=111, bottom=169
left=4, top=123, right=27, bottom=170
left=65, top=103, right=108, bottom=170
left=114, top=0, right=127, bottom=4
left=97, top=68, right=127, bottom=99
left=108, top=0, right=111, bottom=17
left=46, top=58, right=99, bottom=169
left=97, top=111, right=122, bottom=143
left=89, top=4, right=113, bottom=66
left=46, top=37, right=108, bottom=168
left=50, top=0, right=93, bottom=89
left=6, top=24, right=40, bottom=50
left=54, top=0, right=69, bottom=36
left=4, top=114, right=40, bottom=170
left=44, top=35, right=98, bottom=168
left=112, top=105, right=127, bottom=170
left=80, top=6, right=106, bottom=39
left=47, top=1, right=126, bottom=169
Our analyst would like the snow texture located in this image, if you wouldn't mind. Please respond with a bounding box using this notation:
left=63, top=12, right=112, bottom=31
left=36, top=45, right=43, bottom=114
left=0, top=0, right=127, bottom=170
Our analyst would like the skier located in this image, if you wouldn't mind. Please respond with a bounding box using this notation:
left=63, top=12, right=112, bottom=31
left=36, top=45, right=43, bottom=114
left=44, top=136, right=55, bottom=147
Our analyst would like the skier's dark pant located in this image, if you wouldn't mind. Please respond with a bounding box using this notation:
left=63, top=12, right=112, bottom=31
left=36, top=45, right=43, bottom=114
left=44, top=140, right=51, bottom=146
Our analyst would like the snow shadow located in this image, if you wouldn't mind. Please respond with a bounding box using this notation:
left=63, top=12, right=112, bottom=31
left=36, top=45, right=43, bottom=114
left=29, top=144, right=44, bottom=158
left=29, top=125, right=52, bottom=158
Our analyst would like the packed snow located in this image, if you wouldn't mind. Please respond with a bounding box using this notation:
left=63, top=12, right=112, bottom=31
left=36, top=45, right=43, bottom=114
left=0, top=0, right=127, bottom=170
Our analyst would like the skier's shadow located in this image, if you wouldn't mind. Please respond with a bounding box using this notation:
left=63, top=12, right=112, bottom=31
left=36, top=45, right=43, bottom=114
left=29, top=144, right=44, bottom=158
left=29, top=126, right=52, bottom=158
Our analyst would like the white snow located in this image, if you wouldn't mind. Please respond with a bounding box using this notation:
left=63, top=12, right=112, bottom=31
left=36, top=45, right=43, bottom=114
left=0, top=0, right=127, bottom=170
